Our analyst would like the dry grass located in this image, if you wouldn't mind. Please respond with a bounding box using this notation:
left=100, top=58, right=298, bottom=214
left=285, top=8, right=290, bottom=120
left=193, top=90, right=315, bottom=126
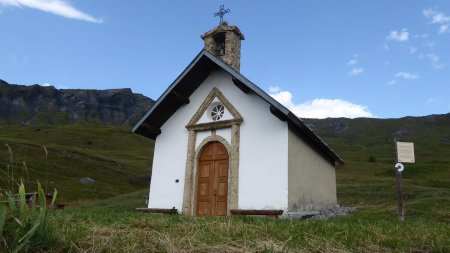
left=46, top=203, right=450, bottom=253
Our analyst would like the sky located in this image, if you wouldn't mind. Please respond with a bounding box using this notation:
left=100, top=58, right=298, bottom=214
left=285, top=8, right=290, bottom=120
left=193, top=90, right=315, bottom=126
left=0, top=1, right=449, bottom=119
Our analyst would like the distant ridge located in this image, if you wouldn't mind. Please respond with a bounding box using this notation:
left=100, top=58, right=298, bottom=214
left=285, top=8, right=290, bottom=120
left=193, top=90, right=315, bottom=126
left=0, top=79, right=154, bottom=126
left=303, top=112, right=450, bottom=138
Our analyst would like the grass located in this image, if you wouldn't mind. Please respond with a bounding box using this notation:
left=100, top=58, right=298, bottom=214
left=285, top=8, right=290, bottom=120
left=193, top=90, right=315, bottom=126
left=45, top=191, right=449, bottom=252
left=1, top=113, right=450, bottom=251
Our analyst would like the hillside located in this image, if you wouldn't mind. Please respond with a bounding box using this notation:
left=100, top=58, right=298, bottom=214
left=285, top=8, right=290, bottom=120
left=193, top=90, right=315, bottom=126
left=1, top=112, right=449, bottom=209
left=304, top=113, right=450, bottom=186
left=0, top=124, right=154, bottom=203
left=0, top=79, right=154, bottom=125
left=303, top=114, right=450, bottom=220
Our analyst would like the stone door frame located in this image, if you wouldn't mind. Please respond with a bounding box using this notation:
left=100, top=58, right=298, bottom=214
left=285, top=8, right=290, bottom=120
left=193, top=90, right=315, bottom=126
left=182, top=87, right=242, bottom=216
left=195, top=139, right=229, bottom=216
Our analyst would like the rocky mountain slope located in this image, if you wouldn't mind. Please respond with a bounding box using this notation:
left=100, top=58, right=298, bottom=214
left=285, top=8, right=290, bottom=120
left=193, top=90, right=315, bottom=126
left=0, top=79, right=154, bottom=126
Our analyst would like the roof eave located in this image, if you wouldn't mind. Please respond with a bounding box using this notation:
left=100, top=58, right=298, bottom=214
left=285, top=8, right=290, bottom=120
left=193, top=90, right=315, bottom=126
left=131, top=50, right=208, bottom=134
left=132, top=49, right=344, bottom=165
left=286, top=113, right=344, bottom=165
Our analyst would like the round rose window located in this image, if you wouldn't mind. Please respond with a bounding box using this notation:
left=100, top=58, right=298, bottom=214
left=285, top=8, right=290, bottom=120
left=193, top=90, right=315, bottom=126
left=210, top=104, right=225, bottom=121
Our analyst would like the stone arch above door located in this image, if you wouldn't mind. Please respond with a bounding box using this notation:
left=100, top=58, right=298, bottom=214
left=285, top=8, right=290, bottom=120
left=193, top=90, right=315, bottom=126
left=196, top=135, right=231, bottom=159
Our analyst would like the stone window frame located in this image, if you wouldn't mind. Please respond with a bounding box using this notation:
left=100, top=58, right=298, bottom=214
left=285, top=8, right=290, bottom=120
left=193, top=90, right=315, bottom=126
left=182, top=87, right=242, bottom=216
left=186, top=87, right=242, bottom=128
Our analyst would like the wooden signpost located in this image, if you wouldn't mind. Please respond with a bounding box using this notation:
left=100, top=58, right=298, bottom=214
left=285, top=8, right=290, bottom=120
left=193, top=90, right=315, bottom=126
left=394, top=140, right=415, bottom=221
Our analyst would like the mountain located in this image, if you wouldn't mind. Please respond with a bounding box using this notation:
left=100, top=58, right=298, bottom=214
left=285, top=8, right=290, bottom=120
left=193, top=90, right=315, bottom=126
left=0, top=79, right=154, bottom=126
left=1, top=78, right=448, bottom=208
left=304, top=113, right=450, bottom=140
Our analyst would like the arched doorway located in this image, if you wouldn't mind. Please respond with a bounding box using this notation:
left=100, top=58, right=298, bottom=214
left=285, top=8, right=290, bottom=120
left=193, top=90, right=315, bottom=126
left=196, top=141, right=229, bottom=216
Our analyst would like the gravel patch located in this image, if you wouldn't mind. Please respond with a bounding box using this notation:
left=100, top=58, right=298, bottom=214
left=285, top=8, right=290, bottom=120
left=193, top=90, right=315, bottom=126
left=285, top=205, right=357, bottom=220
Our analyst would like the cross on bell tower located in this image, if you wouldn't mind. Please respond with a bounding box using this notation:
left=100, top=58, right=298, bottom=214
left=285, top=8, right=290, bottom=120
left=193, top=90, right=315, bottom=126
left=214, top=5, right=230, bottom=25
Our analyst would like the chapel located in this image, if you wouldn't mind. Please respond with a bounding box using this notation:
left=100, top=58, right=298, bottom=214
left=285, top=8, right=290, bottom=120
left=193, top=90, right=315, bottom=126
left=133, top=18, right=343, bottom=217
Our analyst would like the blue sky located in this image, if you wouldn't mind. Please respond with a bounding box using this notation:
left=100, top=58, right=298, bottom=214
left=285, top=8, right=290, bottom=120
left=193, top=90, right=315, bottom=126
left=0, top=1, right=449, bottom=119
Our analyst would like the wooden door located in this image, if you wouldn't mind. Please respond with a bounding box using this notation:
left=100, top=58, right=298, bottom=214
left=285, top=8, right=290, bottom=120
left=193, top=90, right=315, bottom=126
left=196, top=141, right=229, bottom=216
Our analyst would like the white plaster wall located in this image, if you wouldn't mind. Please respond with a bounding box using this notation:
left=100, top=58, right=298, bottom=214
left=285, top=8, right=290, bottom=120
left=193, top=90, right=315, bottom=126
left=147, top=107, right=188, bottom=208
left=237, top=91, right=288, bottom=210
left=194, top=129, right=232, bottom=150
left=148, top=69, right=288, bottom=211
left=216, top=128, right=231, bottom=144
left=195, top=131, right=212, bottom=149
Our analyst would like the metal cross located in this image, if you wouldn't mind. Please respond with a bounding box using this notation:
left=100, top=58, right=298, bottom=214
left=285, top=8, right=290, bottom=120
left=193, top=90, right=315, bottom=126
left=214, top=5, right=230, bottom=25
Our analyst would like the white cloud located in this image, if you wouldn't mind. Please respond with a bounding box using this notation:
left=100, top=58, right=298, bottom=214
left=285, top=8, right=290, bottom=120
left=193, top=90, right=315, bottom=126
left=389, top=72, right=420, bottom=85
left=426, top=53, right=444, bottom=69
left=347, top=59, right=358, bottom=65
left=387, top=80, right=396, bottom=85
left=0, top=0, right=102, bottom=23
left=395, top=72, right=418, bottom=79
left=268, top=88, right=375, bottom=119
left=40, top=82, right=68, bottom=89
left=269, top=86, right=281, bottom=93
left=423, top=8, right=450, bottom=34
left=386, top=28, right=409, bottom=41
left=349, top=67, right=364, bottom=76
left=439, top=24, right=449, bottom=34
left=423, top=8, right=450, bottom=24
left=346, top=55, right=363, bottom=76
left=426, top=98, right=435, bottom=104
left=408, top=46, right=417, bottom=54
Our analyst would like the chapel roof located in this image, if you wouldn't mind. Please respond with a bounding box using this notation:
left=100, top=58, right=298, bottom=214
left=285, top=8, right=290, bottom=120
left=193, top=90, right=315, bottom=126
left=132, top=50, right=344, bottom=164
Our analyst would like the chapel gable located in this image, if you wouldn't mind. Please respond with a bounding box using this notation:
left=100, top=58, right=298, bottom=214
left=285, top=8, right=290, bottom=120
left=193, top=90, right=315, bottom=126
left=186, top=87, right=243, bottom=131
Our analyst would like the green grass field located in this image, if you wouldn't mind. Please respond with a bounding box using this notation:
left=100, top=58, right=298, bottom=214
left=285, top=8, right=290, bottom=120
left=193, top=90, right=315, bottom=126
left=1, top=114, right=449, bottom=252
left=309, top=115, right=450, bottom=223
left=0, top=124, right=153, bottom=202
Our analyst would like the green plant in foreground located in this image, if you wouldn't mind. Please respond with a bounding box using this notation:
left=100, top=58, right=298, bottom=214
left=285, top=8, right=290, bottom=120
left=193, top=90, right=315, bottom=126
left=0, top=181, right=57, bottom=253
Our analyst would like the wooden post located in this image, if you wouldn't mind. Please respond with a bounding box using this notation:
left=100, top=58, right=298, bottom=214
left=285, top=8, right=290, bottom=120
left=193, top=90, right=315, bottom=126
left=394, top=139, right=405, bottom=221
left=396, top=169, right=405, bottom=221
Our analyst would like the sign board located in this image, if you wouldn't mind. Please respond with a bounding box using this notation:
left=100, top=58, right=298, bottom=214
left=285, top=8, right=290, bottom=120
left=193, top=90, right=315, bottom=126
left=396, top=142, right=415, bottom=163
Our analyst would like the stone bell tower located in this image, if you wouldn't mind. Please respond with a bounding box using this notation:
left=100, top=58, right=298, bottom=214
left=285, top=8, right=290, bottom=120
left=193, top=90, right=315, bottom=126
left=201, top=24, right=245, bottom=71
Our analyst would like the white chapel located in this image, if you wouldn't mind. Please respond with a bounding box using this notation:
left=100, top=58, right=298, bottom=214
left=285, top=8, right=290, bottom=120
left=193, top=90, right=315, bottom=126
left=133, top=22, right=343, bottom=217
